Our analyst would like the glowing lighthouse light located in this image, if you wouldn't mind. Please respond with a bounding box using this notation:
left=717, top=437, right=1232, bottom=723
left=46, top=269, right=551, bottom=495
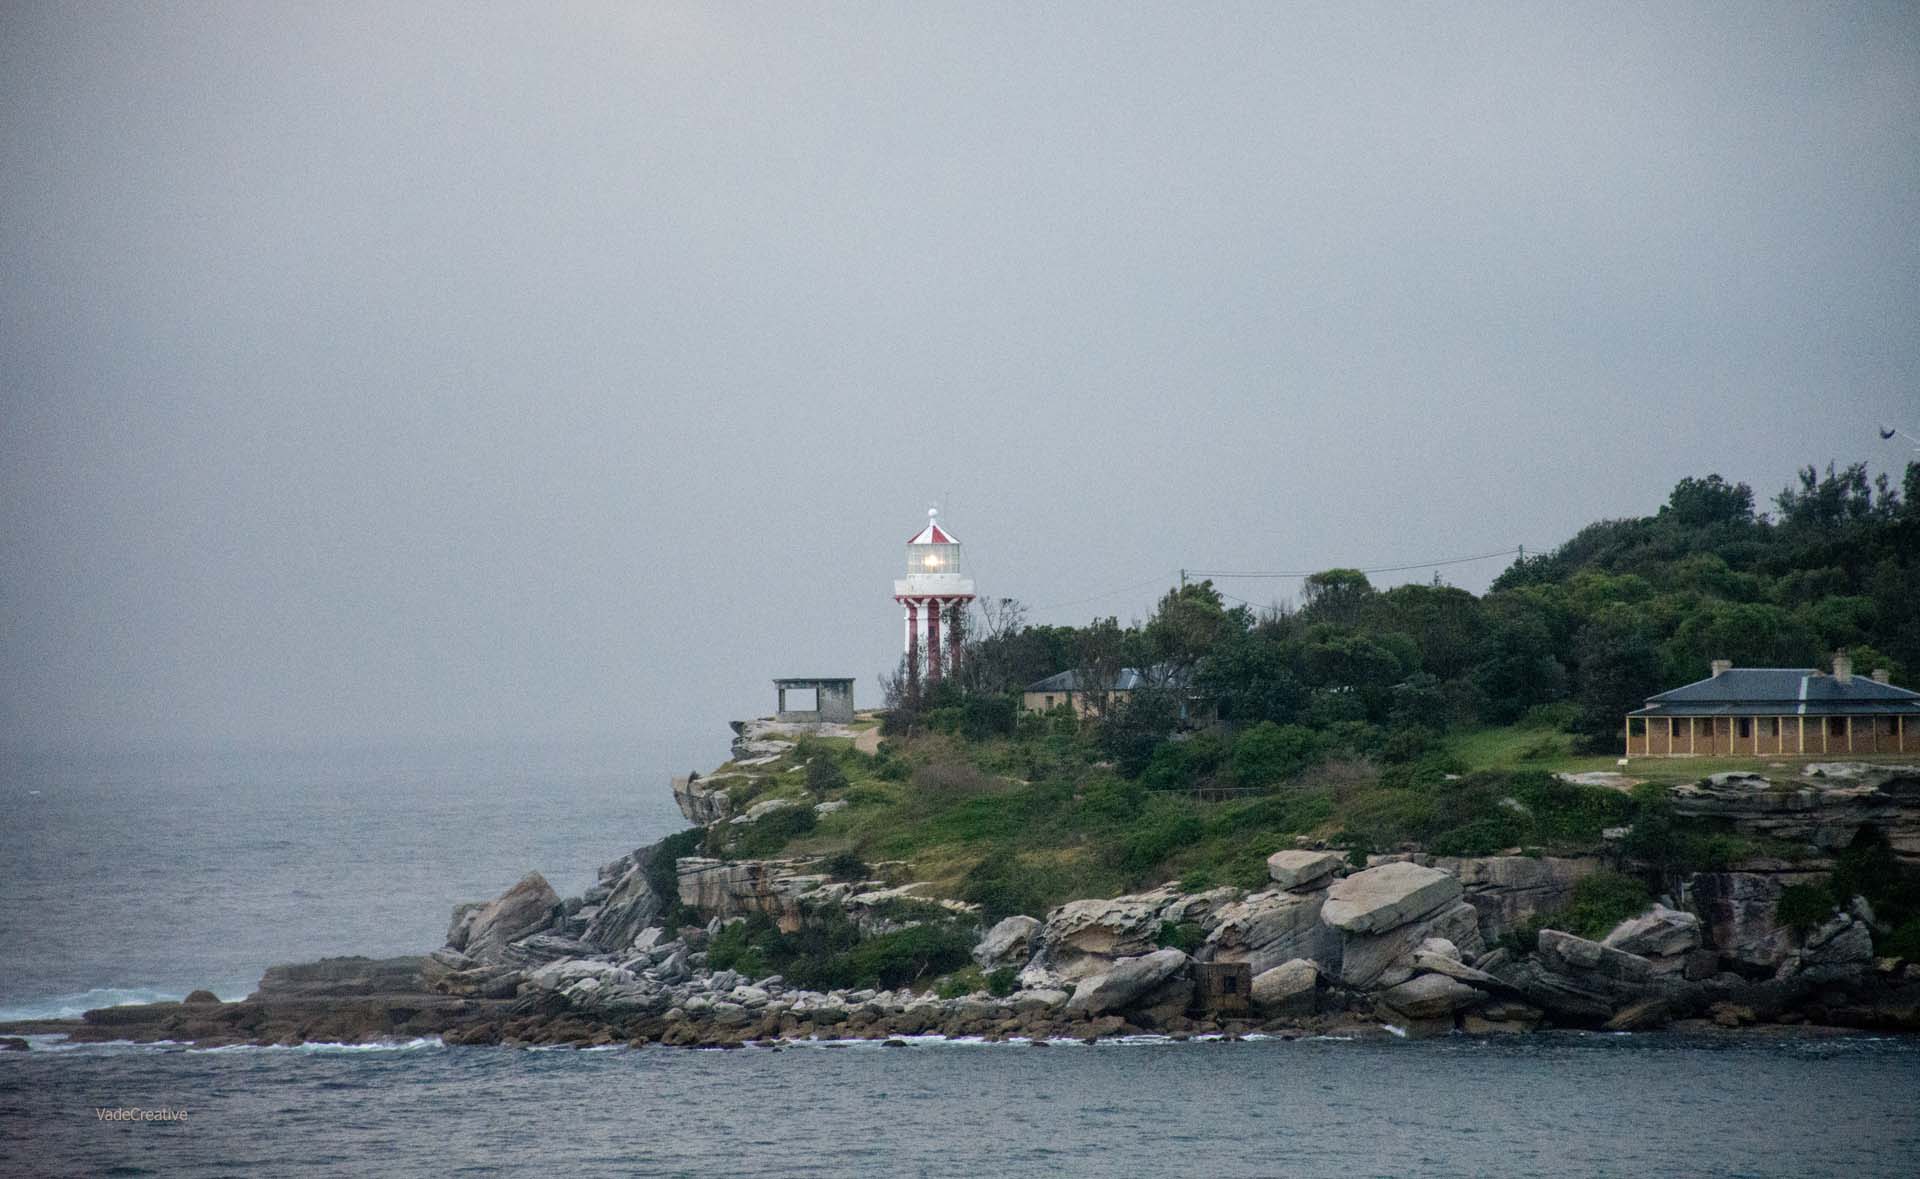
left=893, top=507, right=976, bottom=684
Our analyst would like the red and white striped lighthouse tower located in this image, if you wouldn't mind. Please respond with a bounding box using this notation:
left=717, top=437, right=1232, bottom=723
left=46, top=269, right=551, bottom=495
left=893, top=508, right=975, bottom=685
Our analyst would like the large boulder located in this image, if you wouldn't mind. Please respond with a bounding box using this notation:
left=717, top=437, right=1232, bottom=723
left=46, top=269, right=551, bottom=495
left=1202, top=890, right=1338, bottom=976
left=1266, top=850, right=1344, bottom=892
left=1250, top=958, right=1319, bottom=1018
left=1030, top=893, right=1171, bottom=981
left=1798, top=910, right=1875, bottom=971
left=1378, top=973, right=1486, bottom=1021
left=581, top=845, right=667, bottom=954
left=1504, top=929, right=1666, bottom=1023
left=973, top=915, right=1042, bottom=970
left=1602, top=905, right=1703, bottom=974
left=1157, top=886, right=1246, bottom=926
left=1537, top=929, right=1655, bottom=986
left=672, top=772, right=733, bottom=824
left=1338, top=900, right=1483, bottom=989
left=675, top=857, right=824, bottom=931
left=1430, top=855, right=1604, bottom=941
left=1682, top=871, right=1819, bottom=973
left=1065, top=949, right=1192, bottom=1020
left=1322, top=862, right=1462, bottom=934
left=447, top=873, right=560, bottom=965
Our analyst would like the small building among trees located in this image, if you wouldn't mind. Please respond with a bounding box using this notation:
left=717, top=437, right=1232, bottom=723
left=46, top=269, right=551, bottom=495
left=1020, top=667, right=1156, bottom=716
left=1626, top=655, right=1920, bottom=757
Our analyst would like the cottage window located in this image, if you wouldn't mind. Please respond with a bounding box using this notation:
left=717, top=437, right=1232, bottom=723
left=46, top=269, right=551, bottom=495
left=1829, top=717, right=1847, bottom=738
left=1737, top=717, right=1752, bottom=739
left=1766, top=718, right=1780, bottom=737
left=1628, top=718, right=1644, bottom=737
left=1044, top=695, right=1055, bottom=709
left=1671, top=718, right=1684, bottom=739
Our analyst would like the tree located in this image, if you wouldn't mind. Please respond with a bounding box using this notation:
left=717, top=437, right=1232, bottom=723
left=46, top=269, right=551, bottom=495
left=1098, top=686, right=1179, bottom=776
left=1300, top=569, right=1376, bottom=627
left=1572, top=609, right=1664, bottom=744
left=1229, top=721, right=1323, bottom=787
left=1072, top=616, right=1133, bottom=717
left=1660, top=474, right=1754, bottom=529
left=1195, top=627, right=1305, bottom=725
left=1139, top=580, right=1238, bottom=686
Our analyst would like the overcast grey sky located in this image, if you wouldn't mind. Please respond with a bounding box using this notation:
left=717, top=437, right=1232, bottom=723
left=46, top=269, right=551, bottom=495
left=3, top=2, right=1916, bottom=762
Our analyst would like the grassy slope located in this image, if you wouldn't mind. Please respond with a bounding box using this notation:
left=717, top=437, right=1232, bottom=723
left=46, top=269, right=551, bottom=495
left=693, top=718, right=1903, bottom=914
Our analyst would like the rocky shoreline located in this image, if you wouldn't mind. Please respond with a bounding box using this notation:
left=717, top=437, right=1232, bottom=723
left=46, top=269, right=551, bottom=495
left=9, top=743, right=1920, bottom=1052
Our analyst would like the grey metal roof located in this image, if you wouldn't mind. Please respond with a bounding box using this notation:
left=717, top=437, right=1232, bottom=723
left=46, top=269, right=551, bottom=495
left=1026, top=668, right=1151, bottom=693
left=1628, top=667, right=1920, bottom=717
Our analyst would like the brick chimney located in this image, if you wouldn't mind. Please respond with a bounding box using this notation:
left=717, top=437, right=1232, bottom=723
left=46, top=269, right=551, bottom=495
left=1873, top=668, right=1891, bottom=685
left=1833, top=653, right=1853, bottom=684
left=1710, top=659, right=1732, bottom=677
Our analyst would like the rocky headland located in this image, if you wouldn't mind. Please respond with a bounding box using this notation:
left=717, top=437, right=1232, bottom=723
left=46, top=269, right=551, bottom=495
left=10, top=729, right=1920, bottom=1051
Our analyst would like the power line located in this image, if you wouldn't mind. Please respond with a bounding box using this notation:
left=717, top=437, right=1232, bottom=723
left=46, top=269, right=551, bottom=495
left=1185, top=546, right=1524, bottom=580
left=1028, top=572, right=1179, bottom=614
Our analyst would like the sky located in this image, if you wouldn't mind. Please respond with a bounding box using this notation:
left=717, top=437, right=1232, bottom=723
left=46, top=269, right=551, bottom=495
left=2, top=2, right=1917, bottom=763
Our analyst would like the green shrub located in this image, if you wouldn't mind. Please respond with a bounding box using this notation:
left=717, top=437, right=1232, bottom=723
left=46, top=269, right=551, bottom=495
left=1080, top=775, right=1147, bottom=823
left=1882, top=917, right=1920, bottom=960
left=817, top=850, right=871, bottom=882
left=807, top=755, right=849, bottom=795
left=840, top=923, right=976, bottom=989
left=729, top=803, right=818, bottom=857
left=1554, top=871, right=1653, bottom=940
left=986, top=966, right=1019, bottom=997
left=1505, top=770, right=1633, bottom=845
left=1230, top=722, right=1323, bottom=786
left=936, top=966, right=987, bottom=999
left=959, top=694, right=1019, bottom=741
left=1179, top=867, right=1217, bottom=892
left=647, top=827, right=707, bottom=926
left=1116, top=799, right=1205, bottom=877
left=1775, top=882, right=1835, bottom=933
left=707, top=916, right=775, bottom=978
left=1156, top=920, right=1207, bottom=952
left=1429, top=812, right=1530, bottom=856
left=1831, top=825, right=1920, bottom=930
left=959, top=849, right=1046, bottom=923
left=1380, top=726, right=1438, bottom=764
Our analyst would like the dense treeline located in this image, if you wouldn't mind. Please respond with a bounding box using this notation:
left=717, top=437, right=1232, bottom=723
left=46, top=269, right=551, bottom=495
left=900, top=460, right=1920, bottom=776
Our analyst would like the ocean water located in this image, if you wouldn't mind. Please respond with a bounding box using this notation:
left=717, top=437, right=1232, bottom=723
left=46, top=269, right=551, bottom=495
left=4, top=744, right=1920, bottom=1177
left=4, top=1032, right=1919, bottom=1176
left=0, top=741, right=692, bottom=1018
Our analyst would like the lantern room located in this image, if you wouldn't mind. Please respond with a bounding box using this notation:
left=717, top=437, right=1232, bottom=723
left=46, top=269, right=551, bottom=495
left=905, top=512, right=963, bottom=580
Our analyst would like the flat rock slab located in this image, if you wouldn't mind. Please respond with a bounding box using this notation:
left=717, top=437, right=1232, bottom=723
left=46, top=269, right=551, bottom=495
left=1266, top=850, right=1345, bottom=891
left=1322, top=862, right=1462, bottom=934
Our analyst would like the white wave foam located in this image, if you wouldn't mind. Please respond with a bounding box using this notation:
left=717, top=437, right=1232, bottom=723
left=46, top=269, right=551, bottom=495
left=188, top=1037, right=445, bottom=1054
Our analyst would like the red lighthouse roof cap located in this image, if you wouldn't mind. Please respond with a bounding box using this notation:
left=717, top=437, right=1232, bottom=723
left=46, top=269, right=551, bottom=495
left=907, top=507, right=959, bottom=546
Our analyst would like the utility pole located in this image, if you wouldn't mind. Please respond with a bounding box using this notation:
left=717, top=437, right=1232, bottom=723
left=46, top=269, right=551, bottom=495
left=1179, top=568, right=1187, bottom=591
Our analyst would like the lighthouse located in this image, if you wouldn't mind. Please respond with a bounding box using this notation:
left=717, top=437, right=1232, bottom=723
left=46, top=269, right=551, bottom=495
left=893, top=508, right=976, bottom=685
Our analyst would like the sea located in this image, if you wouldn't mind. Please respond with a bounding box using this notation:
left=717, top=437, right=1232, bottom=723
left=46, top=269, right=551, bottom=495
left=4, top=742, right=1919, bottom=1177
